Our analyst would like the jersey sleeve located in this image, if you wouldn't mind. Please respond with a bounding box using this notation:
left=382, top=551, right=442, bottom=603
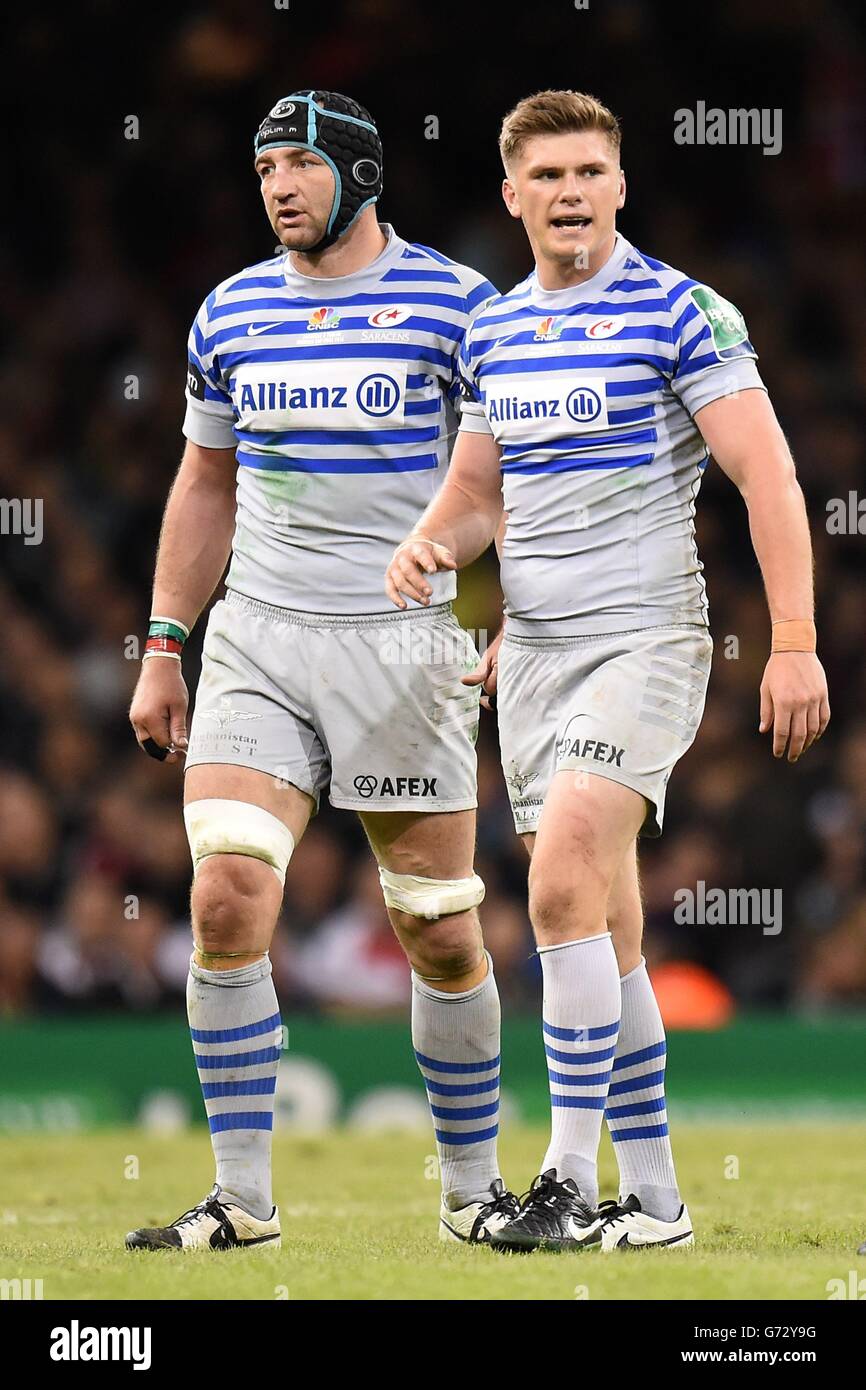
left=183, top=290, right=237, bottom=449
left=454, top=311, right=494, bottom=435
left=669, top=281, right=766, bottom=417
left=445, top=268, right=498, bottom=412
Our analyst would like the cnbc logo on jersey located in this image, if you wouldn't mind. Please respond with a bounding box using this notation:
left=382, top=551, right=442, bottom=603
left=534, top=315, right=565, bottom=342
left=307, top=307, right=341, bottom=331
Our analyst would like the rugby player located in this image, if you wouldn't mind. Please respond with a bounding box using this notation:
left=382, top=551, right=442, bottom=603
left=386, top=90, right=830, bottom=1252
left=126, top=91, right=519, bottom=1251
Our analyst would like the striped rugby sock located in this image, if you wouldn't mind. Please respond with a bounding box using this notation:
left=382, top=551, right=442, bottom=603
left=539, top=932, right=621, bottom=1209
left=187, top=954, right=282, bottom=1222
left=605, top=957, right=681, bottom=1222
left=412, top=953, right=502, bottom=1210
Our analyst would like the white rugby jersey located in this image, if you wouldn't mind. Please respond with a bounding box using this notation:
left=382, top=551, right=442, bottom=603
left=458, top=233, right=766, bottom=635
left=183, top=225, right=496, bottom=614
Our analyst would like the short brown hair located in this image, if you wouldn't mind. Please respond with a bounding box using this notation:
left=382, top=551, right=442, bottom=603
left=499, top=90, right=621, bottom=171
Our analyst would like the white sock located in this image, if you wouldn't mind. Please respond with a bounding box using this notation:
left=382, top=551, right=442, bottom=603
left=605, top=957, right=681, bottom=1222
left=188, top=954, right=281, bottom=1221
left=412, top=953, right=502, bottom=1210
left=539, top=932, right=621, bottom=1208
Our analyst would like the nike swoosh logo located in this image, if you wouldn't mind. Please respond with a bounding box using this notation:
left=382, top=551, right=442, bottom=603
left=247, top=323, right=282, bottom=336
left=439, top=1217, right=468, bottom=1242
left=617, top=1229, right=692, bottom=1248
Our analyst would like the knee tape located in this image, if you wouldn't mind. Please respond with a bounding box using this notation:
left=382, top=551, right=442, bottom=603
left=378, top=867, right=485, bottom=921
left=184, top=798, right=295, bottom=886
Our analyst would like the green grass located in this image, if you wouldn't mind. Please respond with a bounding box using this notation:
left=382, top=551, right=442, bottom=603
left=1, top=1124, right=864, bottom=1300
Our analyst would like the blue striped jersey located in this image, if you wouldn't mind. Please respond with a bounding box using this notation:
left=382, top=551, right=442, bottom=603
left=183, top=225, right=496, bottom=613
left=458, top=233, right=766, bottom=635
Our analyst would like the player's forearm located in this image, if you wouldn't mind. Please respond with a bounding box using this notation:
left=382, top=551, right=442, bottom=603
left=741, top=465, right=815, bottom=624
left=410, top=477, right=503, bottom=568
left=697, top=392, right=815, bottom=629
left=151, top=464, right=237, bottom=630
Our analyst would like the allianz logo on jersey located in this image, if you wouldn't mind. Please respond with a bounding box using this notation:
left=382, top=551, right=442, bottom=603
left=484, top=375, right=609, bottom=442
left=233, top=361, right=407, bottom=427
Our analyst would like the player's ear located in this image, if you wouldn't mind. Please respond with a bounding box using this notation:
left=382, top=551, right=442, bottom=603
left=617, top=168, right=626, bottom=211
left=502, top=177, right=521, bottom=220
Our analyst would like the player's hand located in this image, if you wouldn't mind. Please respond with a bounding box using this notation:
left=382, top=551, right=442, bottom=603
left=385, top=536, right=457, bottom=609
left=758, top=651, right=829, bottom=762
left=462, top=625, right=504, bottom=711
left=129, top=658, right=190, bottom=766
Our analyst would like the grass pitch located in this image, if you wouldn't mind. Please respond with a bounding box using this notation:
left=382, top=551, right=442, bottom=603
left=1, top=1124, right=864, bottom=1301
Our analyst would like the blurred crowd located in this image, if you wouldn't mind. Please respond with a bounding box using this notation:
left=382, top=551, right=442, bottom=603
left=2, top=1, right=865, bottom=1018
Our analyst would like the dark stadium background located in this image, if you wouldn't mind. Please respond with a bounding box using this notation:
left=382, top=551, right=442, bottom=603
left=2, top=0, right=865, bottom=1106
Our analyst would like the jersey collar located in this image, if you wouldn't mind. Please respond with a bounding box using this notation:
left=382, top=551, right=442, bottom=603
left=281, top=223, right=406, bottom=290
left=530, top=232, right=634, bottom=307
